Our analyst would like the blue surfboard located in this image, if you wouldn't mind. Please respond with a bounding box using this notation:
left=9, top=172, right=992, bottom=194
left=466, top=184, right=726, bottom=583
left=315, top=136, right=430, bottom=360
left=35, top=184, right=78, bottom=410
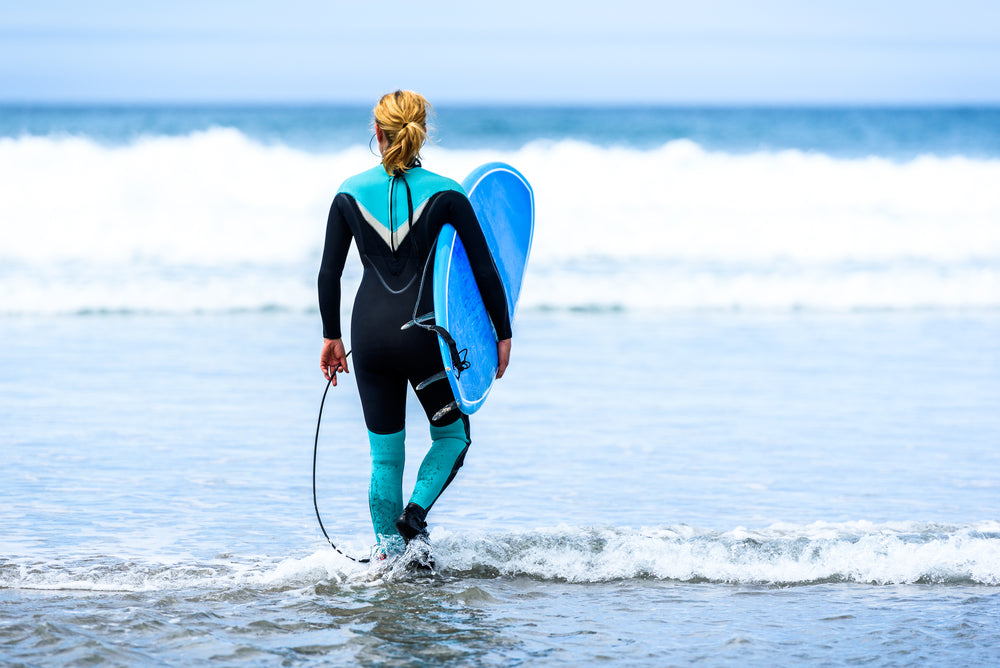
left=431, top=162, right=534, bottom=416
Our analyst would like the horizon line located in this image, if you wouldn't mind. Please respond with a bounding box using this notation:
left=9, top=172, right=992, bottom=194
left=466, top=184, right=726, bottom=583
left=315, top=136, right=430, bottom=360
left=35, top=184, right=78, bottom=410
left=3, top=99, right=1000, bottom=109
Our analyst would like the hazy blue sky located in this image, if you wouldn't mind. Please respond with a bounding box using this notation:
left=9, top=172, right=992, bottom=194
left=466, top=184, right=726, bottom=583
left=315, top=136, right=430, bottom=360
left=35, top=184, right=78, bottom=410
left=2, top=0, right=999, bottom=104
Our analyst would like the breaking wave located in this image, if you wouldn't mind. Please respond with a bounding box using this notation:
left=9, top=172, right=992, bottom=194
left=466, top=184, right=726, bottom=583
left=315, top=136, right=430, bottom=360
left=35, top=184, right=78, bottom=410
left=3, top=521, right=998, bottom=590
left=2, top=130, right=999, bottom=314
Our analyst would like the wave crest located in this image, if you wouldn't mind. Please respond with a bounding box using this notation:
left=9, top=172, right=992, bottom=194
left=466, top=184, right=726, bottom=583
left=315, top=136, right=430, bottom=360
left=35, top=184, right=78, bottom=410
left=436, top=521, right=1000, bottom=585
left=2, top=131, right=999, bottom=314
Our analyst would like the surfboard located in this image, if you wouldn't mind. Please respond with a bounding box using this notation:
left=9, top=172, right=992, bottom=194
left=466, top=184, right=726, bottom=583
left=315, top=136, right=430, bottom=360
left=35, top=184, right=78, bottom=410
left=430, top=162, right=534, bottom=416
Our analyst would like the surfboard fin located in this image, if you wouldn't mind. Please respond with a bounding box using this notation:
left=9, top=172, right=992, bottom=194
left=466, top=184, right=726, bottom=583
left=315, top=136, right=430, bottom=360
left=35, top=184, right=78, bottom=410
left=416, top=371, right=449, bottom=391
left=432, top=401, right=459, bottom=421
left=401, top=312, right=435, bottom=330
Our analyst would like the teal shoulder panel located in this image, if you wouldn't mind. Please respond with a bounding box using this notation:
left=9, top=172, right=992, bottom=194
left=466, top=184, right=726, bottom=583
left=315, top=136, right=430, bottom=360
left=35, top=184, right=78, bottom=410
left=399, top=169, right=466, bottom=227
left=338, top=165, right=465, bottom=232
left=337, top=165, right=391, bottom=227
left=405, top=169, right=466, bottom=203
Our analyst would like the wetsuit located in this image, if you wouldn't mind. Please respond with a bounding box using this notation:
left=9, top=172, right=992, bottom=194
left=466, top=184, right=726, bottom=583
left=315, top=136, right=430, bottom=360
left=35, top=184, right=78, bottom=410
left=318, top=163, right=511, bottom=545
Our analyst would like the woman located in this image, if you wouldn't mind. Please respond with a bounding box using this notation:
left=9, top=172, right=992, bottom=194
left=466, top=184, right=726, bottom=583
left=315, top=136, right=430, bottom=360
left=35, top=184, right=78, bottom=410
left=318, top=90, right=512, bottom=558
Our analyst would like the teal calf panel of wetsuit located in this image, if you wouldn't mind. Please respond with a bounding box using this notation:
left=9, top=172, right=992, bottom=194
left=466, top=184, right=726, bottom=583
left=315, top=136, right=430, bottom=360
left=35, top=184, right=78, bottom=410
left=410, top=417, right=471, bottom=512
left=368, top=429, right=405, bottom=540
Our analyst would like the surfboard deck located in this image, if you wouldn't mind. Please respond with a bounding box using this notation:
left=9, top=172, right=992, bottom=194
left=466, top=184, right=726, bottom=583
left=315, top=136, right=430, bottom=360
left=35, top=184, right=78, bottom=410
left=431, top=163, right=534, bottom=415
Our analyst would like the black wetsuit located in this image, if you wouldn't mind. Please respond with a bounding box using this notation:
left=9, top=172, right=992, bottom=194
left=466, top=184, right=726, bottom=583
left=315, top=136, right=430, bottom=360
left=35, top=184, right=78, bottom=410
left=318, top=163, right=511, bottom=434
left=318, top=163, right=511, bottom=545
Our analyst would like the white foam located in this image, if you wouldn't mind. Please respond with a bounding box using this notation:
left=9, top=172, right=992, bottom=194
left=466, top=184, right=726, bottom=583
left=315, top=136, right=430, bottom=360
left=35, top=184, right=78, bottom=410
left=0, top=548, right=367, bottom=593
left=0, top=129, right=356, bottom=265
left=433, top=520, right=1000, bottom=585
left=2, top=132, right=998, bottom=313
left=3, top=522, right=996, bottom=591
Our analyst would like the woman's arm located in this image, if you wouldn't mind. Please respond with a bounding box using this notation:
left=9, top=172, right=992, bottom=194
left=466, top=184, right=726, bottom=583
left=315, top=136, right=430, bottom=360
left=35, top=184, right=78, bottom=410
left=437, top=191, right=512, bottom=341
left=317, top=195, right=354, bottom=380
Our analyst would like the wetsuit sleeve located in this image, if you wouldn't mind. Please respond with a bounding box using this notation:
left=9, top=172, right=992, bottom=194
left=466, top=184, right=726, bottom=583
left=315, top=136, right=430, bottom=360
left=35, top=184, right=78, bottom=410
left=439, top=191, right=513, bottom=340
left=317, top=194, right=354, bottom=340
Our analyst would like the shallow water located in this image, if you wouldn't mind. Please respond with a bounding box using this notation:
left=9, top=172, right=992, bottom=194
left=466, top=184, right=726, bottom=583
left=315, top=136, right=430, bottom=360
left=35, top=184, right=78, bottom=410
left=4, top=578, right=998, bottom=666
left=2, top=310, right=998, bottom=665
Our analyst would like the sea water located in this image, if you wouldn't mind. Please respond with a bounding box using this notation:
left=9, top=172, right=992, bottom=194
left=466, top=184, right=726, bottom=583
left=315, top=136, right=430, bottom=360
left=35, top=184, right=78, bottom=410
left=1, top=106, right=999, bottom=665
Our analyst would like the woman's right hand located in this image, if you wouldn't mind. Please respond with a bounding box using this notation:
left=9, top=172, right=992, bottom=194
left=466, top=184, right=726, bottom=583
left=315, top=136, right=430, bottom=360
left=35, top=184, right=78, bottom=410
left=321, top=338, right=349, bottom=384
left=496, top=338, right=511, bottom=379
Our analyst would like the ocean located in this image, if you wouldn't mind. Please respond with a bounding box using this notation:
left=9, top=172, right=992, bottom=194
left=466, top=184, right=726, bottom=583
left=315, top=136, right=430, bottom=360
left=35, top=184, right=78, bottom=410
left=1, top=105, right=999, bottom=665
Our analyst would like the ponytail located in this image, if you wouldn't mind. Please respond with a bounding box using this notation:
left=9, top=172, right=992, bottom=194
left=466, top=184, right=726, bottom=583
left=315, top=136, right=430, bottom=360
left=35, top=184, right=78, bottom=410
left=374, top=90, right=430, bottom=174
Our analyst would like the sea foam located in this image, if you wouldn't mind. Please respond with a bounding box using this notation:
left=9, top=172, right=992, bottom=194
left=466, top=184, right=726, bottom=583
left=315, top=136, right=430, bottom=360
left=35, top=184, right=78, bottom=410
left=435, top=521, right=1000, bottom=585
left=2, top=522, right=997, bottom=590
left=2, top=130, right=998, bottom=314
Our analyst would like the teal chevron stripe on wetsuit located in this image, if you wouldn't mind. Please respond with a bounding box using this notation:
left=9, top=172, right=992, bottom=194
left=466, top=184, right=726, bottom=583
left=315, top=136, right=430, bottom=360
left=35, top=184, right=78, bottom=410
left=317, top=163, right=510, bottom=544
left=337, top=164, right=464, bottom=253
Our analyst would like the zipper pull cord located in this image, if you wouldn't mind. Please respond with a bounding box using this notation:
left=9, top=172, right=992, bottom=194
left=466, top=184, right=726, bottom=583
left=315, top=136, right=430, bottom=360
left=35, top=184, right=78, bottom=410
left=389, top=169, right=415, bottom=255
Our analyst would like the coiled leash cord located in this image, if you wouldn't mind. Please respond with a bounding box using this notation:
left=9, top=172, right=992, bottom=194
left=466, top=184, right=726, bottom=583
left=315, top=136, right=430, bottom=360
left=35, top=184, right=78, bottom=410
left=405, top=246, right=471, bottom=377
left=313, top=351, right=370, bottom=563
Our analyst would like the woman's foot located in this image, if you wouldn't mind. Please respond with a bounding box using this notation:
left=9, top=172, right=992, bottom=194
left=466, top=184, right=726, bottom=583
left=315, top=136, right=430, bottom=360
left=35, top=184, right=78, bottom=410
left=395, top=502, right=429, bottom=543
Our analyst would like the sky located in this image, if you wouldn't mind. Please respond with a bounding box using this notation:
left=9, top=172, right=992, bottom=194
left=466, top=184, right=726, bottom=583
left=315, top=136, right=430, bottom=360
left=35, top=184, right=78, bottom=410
left=2, top=0, right=999, bottom=104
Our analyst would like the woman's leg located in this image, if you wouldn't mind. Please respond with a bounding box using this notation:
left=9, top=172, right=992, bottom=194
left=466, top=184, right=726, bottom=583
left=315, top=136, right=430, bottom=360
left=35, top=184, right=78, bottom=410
left=395, top=414, right=471, bottom=541
left=411, top=415, right=470, bottom=511
left=395, top=340, right=474, bottom=539
left=353, top=352, right=409, bottom=546
left=367, top=429, right=405, bottom=543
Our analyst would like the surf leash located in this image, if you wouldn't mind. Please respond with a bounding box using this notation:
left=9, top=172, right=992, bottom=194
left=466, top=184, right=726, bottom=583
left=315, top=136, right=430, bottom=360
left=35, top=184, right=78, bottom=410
left=313, top=351, right=370, bottom=563
left=403, top=247, right=471, bottom=379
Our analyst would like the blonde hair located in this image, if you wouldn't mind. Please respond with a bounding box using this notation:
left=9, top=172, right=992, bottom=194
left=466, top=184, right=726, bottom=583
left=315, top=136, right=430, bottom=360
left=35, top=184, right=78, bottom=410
left=374, top=90, right=430, bottom=175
